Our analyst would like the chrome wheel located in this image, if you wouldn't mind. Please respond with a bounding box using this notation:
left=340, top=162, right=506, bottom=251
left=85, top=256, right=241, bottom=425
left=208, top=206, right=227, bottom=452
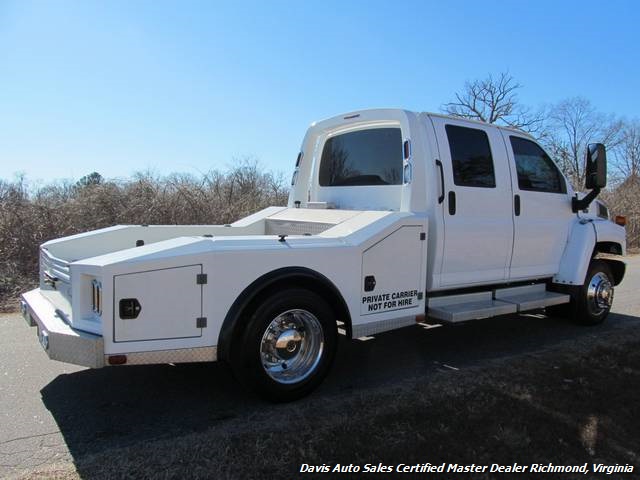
left=260, top=309, right=324, bottom=384
left=586, top=271, right=613, bottom=316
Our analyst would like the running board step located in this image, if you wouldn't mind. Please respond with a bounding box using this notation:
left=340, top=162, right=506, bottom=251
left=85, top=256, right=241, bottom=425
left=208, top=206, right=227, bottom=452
left=428, top=284, right=570, bottom=324
left=495, top=284, right=570, bottom=311
left=428, top=292, right=516, bottom=323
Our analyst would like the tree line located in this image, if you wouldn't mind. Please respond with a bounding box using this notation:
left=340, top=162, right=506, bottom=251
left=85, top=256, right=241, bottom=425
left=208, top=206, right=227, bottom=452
left=1, top=74, right=638, bottom=309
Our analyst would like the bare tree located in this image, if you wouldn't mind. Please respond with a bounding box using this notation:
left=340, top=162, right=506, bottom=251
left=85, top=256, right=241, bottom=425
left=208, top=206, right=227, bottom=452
left=545, top=97, right=623, bottom=188
left=442, top=72, right=544, bottom=134
left=604, top=120, right=640, bottom=250
left=613, top=120, right=640, bottom=179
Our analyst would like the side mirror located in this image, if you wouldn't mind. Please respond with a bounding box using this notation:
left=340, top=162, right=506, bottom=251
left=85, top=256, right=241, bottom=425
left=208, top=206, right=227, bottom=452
left=585, top=143, right=607, bottom=189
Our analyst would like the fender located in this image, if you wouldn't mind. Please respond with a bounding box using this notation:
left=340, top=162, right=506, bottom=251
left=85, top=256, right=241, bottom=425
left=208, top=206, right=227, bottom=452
left=593, top=219, right=627, bottom=256
left=553, top=219, right=627, bottom=286
left=217, top=266, right=352, bottom=362
left=553, top=220, right=596, bottom=286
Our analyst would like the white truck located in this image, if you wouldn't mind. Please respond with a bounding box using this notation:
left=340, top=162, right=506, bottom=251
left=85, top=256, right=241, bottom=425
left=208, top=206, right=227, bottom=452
left=20, top=109, right=627, bottom=401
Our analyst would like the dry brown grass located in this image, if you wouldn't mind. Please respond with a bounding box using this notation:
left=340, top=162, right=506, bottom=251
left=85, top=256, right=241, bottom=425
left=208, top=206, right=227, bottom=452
left=0, top=161, right=288, bottom=311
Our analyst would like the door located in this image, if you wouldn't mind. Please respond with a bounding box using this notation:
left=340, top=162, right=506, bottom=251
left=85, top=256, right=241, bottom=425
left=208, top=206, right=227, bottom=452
left=502, top=133, right=573, bottom=279
left=431, top=117, right=514, bottom=287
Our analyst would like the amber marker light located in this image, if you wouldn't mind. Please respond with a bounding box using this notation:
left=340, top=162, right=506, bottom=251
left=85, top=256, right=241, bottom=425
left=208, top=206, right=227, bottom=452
left=615, top=215, right=627, bottom=226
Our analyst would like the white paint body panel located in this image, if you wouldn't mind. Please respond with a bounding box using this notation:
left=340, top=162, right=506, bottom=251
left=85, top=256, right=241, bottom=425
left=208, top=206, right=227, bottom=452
left=22, top=108, right=626, bottom=368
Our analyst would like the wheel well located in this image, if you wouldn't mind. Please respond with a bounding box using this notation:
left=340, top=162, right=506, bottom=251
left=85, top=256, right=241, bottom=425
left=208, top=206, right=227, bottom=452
left=217, top=267, right=352, bottom=362
left=593, top=242, right=626, bottom=285
left=593, top=241, right=623, bottom=255
left=599, top=259, right=626, bottom=286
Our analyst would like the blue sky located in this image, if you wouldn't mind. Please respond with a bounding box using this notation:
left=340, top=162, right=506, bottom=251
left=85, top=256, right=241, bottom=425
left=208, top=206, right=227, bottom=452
left=1, top=0, right=638, bottom=182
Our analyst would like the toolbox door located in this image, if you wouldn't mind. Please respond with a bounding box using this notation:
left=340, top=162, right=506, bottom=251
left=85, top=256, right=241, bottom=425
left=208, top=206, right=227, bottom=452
left=113, top=265, right=203, bottom=343
left=361, top=226, right=424, bottom=316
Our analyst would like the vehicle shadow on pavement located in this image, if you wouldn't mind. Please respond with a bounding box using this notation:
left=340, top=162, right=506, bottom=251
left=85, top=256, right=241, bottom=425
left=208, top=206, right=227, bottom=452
left=40, top=311, right=640, bottom=477
left=40, top=359, right=254, bottom=458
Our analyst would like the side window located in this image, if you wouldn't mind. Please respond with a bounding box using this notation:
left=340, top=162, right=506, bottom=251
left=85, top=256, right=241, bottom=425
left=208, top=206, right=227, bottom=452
left=445, top=125, right=496, bottom=188
left=510, top=136, right=566, bottom=194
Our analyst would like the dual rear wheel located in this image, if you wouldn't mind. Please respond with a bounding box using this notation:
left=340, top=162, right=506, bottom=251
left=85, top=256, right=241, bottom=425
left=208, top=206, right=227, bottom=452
left=231, top=288, right=338, bottom=402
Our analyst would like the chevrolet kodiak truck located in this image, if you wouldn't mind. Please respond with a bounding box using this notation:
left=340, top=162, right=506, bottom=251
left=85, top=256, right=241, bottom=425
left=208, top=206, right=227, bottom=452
left=21, top=109, right=627, bottom=401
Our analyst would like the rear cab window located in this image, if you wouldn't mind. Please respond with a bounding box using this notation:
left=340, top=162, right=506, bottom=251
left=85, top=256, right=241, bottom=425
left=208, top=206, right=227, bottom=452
left=318, top=128, right=403, bottom=186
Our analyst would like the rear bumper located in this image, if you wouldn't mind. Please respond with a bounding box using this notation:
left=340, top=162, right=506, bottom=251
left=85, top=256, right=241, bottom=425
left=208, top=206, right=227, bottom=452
left=20, top=289, right=104, bottom=368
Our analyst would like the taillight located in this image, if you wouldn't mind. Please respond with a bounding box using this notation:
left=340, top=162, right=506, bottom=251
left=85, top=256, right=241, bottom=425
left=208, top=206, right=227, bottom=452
left=91, top=279, right=102, bottom=315
left=615, top=215, right=627, bottom=226
left=108, top=355, right=127, bottom=365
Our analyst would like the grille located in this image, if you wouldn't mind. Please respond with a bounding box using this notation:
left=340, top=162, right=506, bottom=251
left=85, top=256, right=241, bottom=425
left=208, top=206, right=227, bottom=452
left=41, top=249, right=71, bottom=284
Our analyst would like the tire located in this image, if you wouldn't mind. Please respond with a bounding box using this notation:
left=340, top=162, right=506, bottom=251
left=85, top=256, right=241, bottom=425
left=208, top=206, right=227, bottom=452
left=548, top=260, right=614, bottom=325
left=231, top=288, right=338, bottom=402
left=575, top=260, right=615, bottom=325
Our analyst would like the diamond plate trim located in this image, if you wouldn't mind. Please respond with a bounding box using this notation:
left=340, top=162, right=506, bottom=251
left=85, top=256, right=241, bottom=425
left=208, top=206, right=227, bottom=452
left=265, top=219, right=333, bottom=236
left=51, top=330, right=104, bottom=367
left=111, top=346, right=217, bottom=366
left=352, top=315, right=417, bottom=338
left=21, top=289, right=105, bottom=368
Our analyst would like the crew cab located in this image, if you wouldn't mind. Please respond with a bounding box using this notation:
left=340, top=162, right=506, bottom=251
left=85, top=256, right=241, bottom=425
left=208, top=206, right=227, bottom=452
left=20, top=109, right=627, bottom=401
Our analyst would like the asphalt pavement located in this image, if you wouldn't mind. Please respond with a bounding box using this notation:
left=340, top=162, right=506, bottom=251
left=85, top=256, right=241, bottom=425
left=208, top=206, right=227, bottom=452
left=1, top=255, right=638, bottom=477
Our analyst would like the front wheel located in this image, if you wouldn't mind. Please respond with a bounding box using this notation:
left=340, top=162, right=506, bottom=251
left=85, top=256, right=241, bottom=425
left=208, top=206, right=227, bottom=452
left=577, top=260, right=615, bottom=325
left=232, top=288, right=338, bottom=402
left=548, top=260, right=614, bottom=325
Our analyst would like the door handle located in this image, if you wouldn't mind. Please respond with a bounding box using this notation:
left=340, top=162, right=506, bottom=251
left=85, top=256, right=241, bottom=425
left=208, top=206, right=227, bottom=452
left=435, top=159, right=445, bottom=204
left=514, top=194, right=521, bottom=216
left=448, top=191, right=456, bottom=215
